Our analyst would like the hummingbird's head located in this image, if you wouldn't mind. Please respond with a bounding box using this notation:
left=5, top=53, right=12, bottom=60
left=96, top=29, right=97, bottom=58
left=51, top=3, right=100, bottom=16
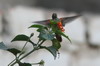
left=52, top=13, right=57, bottom=19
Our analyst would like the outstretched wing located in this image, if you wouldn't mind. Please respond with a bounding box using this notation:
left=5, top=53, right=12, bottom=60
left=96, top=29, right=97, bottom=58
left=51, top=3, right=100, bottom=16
left=33, top=19, right=51, bottom=26
left=61, top=15, right=81, bottom=26
left=33, top=15, right=81, bottom=26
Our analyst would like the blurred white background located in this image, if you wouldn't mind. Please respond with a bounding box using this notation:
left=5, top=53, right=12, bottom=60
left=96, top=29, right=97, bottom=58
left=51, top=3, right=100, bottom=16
left=0, top=0, right=100, bottom=66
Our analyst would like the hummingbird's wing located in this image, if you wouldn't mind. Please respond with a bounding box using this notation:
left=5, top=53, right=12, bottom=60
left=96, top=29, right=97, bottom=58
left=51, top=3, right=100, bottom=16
left=33, top=19, right=51, bottom=25
left=33, top=15, right=81, bottom=26
left=61, top=15, right=81, bottom=26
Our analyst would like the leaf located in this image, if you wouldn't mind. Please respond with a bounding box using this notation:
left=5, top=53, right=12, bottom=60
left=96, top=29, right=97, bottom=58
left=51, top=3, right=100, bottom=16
left=29, top=24, right=44, bottom=28
left=0, top=42, right=8, bottom=50
left=11, top=35, right=29, bottom=42
left=0, top=42, right=22, bottom=56
left=52, top=39, right=61, bottom=50
left=44, top=46, right=57, bottom=59
left=29, top=24, right=54, bottom=40
left=18, top=63, right=32, bottom=66
left=11, top=34, right=33, bottom=44
left=7, top=48, right=21, bottom=56
left=37, top=26, right=48, bottom=32
left=37, top=27, right=44, bottom=32
left=38, top=29, right=54, bottom=40
left=39, top=32, right=54, bottom=40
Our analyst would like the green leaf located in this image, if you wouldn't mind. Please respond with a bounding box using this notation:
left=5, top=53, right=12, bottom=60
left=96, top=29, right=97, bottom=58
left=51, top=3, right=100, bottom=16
left=18, top=63, right=32, bottom=66
left=11, top=35, right=29, bottom=42
left=29, top=24, right=44, bottom=28
left=44, top=46, right=57, bottom=59
left=38, top=29, right=54, bottom=40
left=37, top=27, right=44, bottom=32
left=11, top=34, right=33, bottom=44
left=37, top=27, right=48, bottom=32
left=52, top=39, right=61, bottom=50
left=29, top=24, right=54, bottom=40
left=0, top=42, right=22, bottom=56
left=56, top=30, right=72, bottom=43
left=7, top=48, right=21, bottom=56
left=0, top=42, right=8, bottom=50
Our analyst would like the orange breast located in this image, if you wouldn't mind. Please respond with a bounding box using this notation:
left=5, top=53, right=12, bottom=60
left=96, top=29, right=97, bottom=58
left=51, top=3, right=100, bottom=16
left=57, top=22, right=65, bottom=32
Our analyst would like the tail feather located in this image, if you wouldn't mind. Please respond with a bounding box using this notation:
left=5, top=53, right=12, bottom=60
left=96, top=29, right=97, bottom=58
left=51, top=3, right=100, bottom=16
left=55, top=34, right=62, bottom=42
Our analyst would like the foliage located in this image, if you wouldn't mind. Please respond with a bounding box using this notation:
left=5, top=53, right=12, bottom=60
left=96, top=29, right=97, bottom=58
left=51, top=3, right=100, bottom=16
left=0, top=19, right=72, bottom=66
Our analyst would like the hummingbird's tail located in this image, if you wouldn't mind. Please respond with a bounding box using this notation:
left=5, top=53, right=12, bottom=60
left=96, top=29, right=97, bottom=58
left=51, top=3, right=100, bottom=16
left=55, top=33, right=62, bottom=42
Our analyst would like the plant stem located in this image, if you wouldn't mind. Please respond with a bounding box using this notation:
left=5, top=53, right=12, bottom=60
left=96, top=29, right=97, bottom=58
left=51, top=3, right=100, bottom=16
left=9, top=35, right=45, bottom=66
left=20, top=48, right=37, bottom=60
left=8, top=38, right=31, bottom=66
left=10, top=48, right=38, bottom=66
left=8, top=59, right=16, bottom=66
left=31, top=63, right=39, bottom=65
left=38, top=40, right=45, bottom=46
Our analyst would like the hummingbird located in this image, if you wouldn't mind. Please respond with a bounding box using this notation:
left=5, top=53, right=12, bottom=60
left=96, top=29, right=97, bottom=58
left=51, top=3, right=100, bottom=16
left=34, top=13, right=80, bottom=42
